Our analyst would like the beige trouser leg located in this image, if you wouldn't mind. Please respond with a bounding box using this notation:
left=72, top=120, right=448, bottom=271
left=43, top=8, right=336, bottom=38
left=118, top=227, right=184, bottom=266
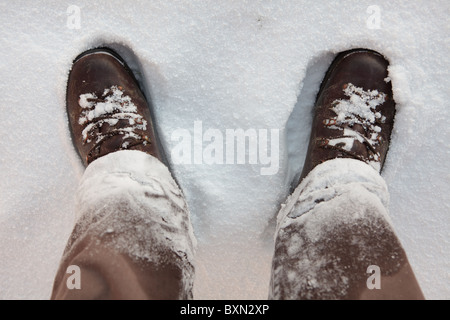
left=51, top=150, right=196, bottom=300
left=269, top=158, right=424, bottom=300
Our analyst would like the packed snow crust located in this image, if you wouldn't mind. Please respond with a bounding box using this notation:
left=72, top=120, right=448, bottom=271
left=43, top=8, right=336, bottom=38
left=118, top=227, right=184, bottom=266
left=0, top=1, right=448, bottom=299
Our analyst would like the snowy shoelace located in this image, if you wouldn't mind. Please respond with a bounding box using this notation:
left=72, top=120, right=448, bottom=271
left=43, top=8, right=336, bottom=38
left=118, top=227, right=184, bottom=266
left=320, top=83, right=387, bottom=168
left=78, top=85, right=150, bottom=163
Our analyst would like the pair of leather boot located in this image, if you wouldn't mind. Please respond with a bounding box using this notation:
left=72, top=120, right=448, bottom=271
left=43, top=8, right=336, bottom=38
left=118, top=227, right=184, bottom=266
left=67, top=48, right=395, bottom=182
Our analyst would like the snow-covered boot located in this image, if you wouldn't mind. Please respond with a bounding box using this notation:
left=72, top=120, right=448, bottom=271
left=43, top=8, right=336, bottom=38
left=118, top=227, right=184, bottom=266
left=66, top=47, right=164, bottom=166
left=299, top=49, right=396, bottom=182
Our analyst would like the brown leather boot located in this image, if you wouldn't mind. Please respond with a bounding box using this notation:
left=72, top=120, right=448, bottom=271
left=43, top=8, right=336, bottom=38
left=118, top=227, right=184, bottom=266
left=66, top=47, right=164, bottom=166
left=299, top=49, right=396, bottom=183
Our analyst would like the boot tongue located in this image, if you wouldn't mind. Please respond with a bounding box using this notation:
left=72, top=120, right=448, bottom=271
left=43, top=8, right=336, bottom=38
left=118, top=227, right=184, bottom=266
left=87, top=131, right=149, bottom=164
left=89, top=134, right=126, bottom=162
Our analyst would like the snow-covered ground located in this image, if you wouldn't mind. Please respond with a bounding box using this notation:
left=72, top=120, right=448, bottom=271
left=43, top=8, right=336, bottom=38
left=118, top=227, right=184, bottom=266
left=0, top=0, right=448, bottom=299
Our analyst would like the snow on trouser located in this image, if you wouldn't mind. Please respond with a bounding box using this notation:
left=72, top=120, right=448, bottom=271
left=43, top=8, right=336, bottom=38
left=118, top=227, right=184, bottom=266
left=51, top=151, right=423, bottom=299
left=51, top=150, right=196, bottom=299
left=269, top=158, right=424, bottom=299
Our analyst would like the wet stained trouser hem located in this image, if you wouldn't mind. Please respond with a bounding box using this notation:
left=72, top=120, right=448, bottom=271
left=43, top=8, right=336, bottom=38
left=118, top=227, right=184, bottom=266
left=269, top=158, right=425, bottom=300
left=51, top=150, right=196, bottom=300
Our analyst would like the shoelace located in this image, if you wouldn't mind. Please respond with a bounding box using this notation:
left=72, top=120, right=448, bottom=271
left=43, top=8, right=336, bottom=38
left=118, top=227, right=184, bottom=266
left=78, top=85, right=150, bottom=164
left=318, top=83, right=387, bottom=165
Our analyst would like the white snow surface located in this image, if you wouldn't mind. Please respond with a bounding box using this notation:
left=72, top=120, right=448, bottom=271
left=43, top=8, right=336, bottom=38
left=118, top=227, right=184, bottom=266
left=0, top=0, right=448, bottom=299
